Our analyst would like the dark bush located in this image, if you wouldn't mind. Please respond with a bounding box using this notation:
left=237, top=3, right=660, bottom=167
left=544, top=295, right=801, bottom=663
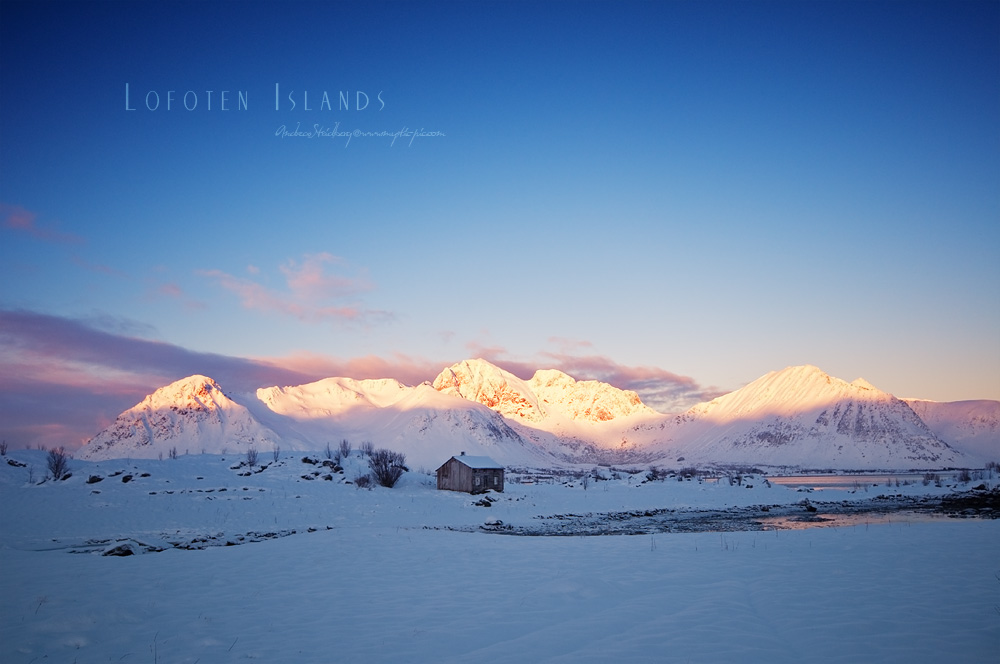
left=646, top=466, right=667, bottom=482
left=368, top=449, right=406, bottom=488
left=46, top=446, right=70, bottom=480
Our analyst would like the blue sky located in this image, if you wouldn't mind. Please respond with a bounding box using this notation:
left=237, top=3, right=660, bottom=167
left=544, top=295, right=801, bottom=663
left=1, top=0, right=998, bottom=448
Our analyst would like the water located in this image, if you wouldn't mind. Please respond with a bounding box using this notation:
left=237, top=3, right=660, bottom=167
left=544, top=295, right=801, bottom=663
left=757, top=510, right=953, bottom=530
left=767, top=473, right=952, bottom=491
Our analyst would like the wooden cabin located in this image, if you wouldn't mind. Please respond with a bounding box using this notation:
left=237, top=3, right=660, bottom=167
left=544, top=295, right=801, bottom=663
left=436, top=453, right=504, bottom=494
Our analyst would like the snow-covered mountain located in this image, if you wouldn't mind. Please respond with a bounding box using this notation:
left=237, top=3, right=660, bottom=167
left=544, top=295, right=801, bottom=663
left=79, top=372, right=556, bottom=469
left=432, top=359, right=546, bottom=422
left=78, top=361, right=991, bottom=471
left=431, top=359, right=653, bottom=423
left=528, top=369, right=655, bottom=422
left=250, top=376, right=552, bottom=468
left=641, top=365, right=966, bottom=469
left=903, top=399, right=1000, bottom=464
left=80, top=376, right=280, bottom=461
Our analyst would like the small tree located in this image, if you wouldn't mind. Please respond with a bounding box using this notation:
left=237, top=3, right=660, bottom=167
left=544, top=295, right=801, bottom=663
left=368, top=448, right=406, bottom=488
left=46, top=446, right=70, bottom=480
left=272, top=445, right=280, bottom=462
left=0, top=439, right=7, bottom=455
left=339, top=439, right=352, bottom=459
left=246, top=447, right=258, bottom=468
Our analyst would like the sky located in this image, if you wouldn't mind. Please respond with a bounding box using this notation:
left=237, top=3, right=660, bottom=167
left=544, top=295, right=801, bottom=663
left=1, top=0, right=998, bottom=450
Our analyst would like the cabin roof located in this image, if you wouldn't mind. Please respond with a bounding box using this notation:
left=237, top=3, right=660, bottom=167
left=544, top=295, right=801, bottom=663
left=440, top=455, right=504, bottom=470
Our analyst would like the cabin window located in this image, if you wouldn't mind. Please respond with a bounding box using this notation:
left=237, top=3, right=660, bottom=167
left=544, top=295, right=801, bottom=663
left=493, top=475, right=498, bottom=486
left=475, top=476, right=481, bottom=486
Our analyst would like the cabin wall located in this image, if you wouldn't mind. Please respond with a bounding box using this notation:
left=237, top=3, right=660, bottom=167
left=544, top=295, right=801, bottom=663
left=436, top=459, right=504, bottom=494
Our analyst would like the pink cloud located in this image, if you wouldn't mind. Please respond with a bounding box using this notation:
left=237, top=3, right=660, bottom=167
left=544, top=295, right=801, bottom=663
left=1, top=203, right=84, bottom=244
left=158, top=282, right=183, bottom=298
left=280, top=252, right=372, bottom=300
left=257, top=351, right=444, bottom=388
left=199, top=253, right=380, bottom=323
left=146, top=281, right=209, bottom=311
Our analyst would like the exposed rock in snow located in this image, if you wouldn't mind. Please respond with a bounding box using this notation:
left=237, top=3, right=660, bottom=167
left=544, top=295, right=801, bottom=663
left=432, top=359, right=546, bottom=422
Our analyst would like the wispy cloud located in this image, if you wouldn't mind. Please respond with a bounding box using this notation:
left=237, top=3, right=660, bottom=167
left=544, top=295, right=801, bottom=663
left=146, top=281, right=207, bottom=311
left=1, top=203, right=84, bottom=244
left=200, top=253, right=385, bottom=323
left=71, top=254, right=127, bottom=277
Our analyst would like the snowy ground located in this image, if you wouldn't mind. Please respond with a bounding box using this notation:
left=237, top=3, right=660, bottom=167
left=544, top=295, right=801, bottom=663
left=1, top=450, right=998, bottom=662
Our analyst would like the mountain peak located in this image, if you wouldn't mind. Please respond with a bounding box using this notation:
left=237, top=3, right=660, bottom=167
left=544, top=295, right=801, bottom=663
left=851, top=377, right=877, bottom=391
left=528, top=369, right=653, bottom=422
left=79, top=375, right=278, bottom=461
left=432, top=359, right=543, bottom=422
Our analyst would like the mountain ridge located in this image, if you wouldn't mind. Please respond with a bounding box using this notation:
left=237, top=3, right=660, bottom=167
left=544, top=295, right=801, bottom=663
left=78, top=361, right=996, bottom=470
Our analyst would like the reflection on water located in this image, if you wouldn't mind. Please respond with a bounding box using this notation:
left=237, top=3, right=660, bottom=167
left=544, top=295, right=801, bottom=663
left=758, top=510, right=951, bottom=530
left=767, top=473, right=958, bottom=491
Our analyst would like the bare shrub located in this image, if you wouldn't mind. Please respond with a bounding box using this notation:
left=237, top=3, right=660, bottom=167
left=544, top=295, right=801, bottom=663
left=168, top=446, right=178, bottom=460
left=956, top=468, right=972, bottom=483
left=679, top=467, right=700, bottom=479
left=368, top=448, right=406, bottom=488
left=339, top=439, right=352, bottom=459
left=360, top=440, right=375, bottom=457
left=324, top=442, right=333, bottom=460
left=246, top=447, right=258, bottom=468
left=353, top=473, right=373, bottom=489
left=272, top=446, right=280, bottom=463
left=46, top=446, right=70, bottom=480
left=0, top=439, right=7, bottom=455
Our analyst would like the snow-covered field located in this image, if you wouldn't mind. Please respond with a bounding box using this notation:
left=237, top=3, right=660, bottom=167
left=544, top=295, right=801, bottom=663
left=2, top=450, right=998, bottom=662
